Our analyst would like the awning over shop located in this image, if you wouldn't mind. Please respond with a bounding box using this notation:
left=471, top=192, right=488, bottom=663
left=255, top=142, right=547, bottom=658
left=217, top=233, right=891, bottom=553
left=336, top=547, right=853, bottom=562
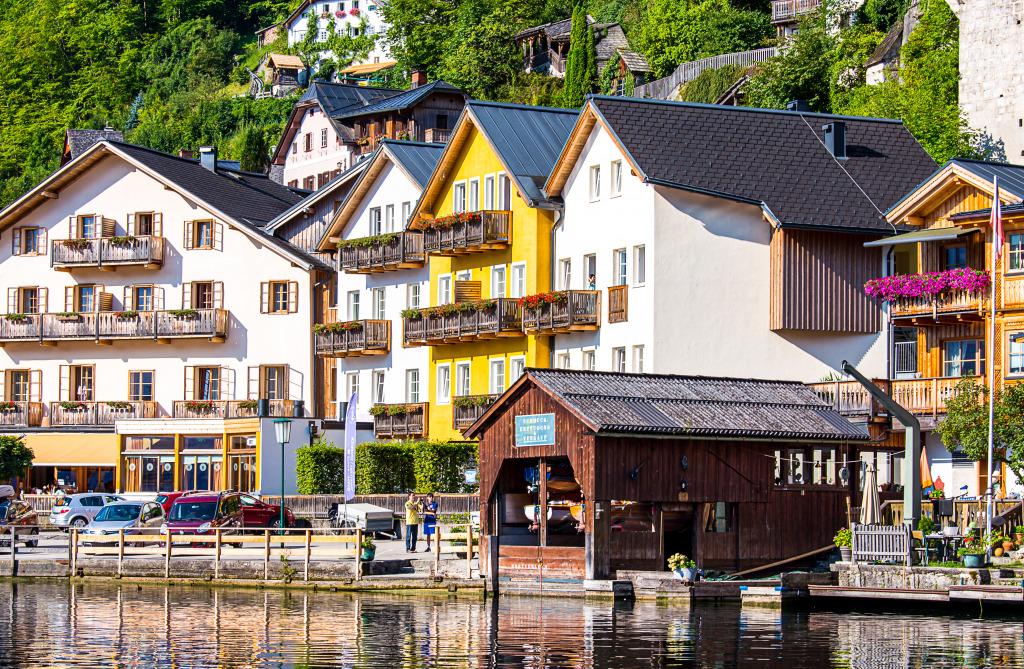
left=24, top=433, right=119, bottom=466
left=340, top=60, right=398, bottom=75
left=863, top=226, right=981, bottom=247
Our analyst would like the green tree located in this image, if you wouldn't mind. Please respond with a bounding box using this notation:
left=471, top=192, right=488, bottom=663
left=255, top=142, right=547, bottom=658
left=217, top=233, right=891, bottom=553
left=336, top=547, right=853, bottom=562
left=236, top=124, right=270, bottom=172
left=938, top=379, right=1024, bottom=491
left=632, top=0, right=770, bottom=79
left=743, top=6, right=835, bottom=111
left=141, top=18, right=240, bottom=100
left=379, top=0, right=462, bottom=79
left=0, top=435, right=33, bottom=483
left=295, top=440, right=346, bottom=494
left=441, top=2, right=525, bottom=98
left=584, top=18, right=597, bottom=93
left=678, top=64, right=745, bottom=103
left=562, top=5, right=589, bottom=108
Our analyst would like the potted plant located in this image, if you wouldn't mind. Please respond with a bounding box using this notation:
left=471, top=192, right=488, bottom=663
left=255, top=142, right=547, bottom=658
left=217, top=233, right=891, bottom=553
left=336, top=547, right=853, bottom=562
left=958, top=535, right=987, bottom=568
left=361, top=536, right=375, bottom=561
left=834, top=527, right=853, bottom=562
left=0, top=401, right=19, bottom=413
left=1014, top=525, right=1024, bottom=542
left=55, top=312, right=81, bottom=322
left=668, top=553, right=697, bottom=581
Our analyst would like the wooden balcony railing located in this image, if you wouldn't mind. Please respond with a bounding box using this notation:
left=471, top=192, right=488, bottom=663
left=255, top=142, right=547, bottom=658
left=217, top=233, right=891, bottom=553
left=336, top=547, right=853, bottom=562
left=808, top=381, right=887, bottom=418
left=373, top=403, right=428, bottom=439
left=338, top=233, right=425, bottom=273
left=171, top=399, right=294, bottom=419
left=522, top=290, right=601, bottom=334
left=227, top=399, right=294, bottom=418
left=314, top=320, right=390, bottom=357
left=889, top=377, right=981, bottom=418
left=771, top=0, right=820, bottom=21
left=51, top=236, right=165, bottom=270
left=403, top=298, right=523, bottom=346
left=424, top=128, right=451, bottom=144
left=891, top=290, right=985, bottom=326
left=0, top=402, right=44, bottom=427
left=0, top=310, right=229, bottom=345
left=453, top=394, right=500, bottom=431
left=421, top=211, right=511, bottom=255
left=608, top=285, right=628, bottom=323
left=49, top=401, right=158, bottom=426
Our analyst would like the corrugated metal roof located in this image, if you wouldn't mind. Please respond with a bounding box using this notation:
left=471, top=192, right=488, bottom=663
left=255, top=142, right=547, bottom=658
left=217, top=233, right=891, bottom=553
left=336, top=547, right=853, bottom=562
left=299, top=81, right=402, bottom=117
left=863, top=225, right=981, bottom=247
left=336, top=80, right=466, bottom=119
left=382, top=140, right=446, bottom=189
left=468, top=101, right=579, bottom=207
left=523, top=369, right=869, bottom=441
left=265, top=159, right=369, bottom=232
left=950, top=159, right=1024, bottom=201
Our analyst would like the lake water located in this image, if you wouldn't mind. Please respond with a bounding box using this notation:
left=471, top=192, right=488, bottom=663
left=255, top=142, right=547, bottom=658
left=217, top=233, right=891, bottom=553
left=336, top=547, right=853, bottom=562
left=1, top=582, right=1022, bottom=667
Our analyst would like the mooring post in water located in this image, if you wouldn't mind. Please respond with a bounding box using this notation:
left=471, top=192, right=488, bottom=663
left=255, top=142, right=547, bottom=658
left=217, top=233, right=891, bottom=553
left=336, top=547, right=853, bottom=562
left=117, top=529, right=124, bottom=577
left=164, top=533, right=171, bottom=579
left=264, top=529, right=270, bottom=581
left=304, top=530, right=311, bottom=582
left=466, top=525, right=473, bottom=579
left=355, top=528, right=363, bottom=582
left=71, top=529, right=78, bottom=576
left=214, top=529, right=222, bottom=580
left=9, top=526, right=15, bottom=576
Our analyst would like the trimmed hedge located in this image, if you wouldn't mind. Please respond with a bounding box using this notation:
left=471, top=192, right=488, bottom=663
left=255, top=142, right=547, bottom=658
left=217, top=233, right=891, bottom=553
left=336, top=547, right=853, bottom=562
left=413, top=441, right=478, bottom=494
left=355, top=440, right=479, bottom=494
left=295, top=440, right=346, bottom=494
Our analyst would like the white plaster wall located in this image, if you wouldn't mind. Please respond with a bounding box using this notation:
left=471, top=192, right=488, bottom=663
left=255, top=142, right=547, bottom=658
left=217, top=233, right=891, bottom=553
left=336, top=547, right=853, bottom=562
left=287, top=0, right=389, bottom=65
left=282, top=108, right=355, bottom=188
left=335, top=160, right=430, bottom=421
left=553, top=124, right=655, bottom=370
left=0, top=157, right=316, bottom=415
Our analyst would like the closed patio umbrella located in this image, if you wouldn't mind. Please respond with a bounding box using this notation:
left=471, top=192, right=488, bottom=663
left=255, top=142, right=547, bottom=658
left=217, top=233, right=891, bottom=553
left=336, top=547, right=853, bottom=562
left=860, top=464, right=881, bottom=525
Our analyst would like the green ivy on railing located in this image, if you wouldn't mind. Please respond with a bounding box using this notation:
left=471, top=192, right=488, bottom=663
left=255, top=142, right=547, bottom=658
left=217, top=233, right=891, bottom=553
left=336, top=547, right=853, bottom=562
left=58, top=401, right=88, bottom=411
left=312, top=321, right=363, bottom=334
left=167, top=309, right=199, bottom=319
left=62, top=238, right=92, bottom=250
left=336, top=232, right=399, bottom=249
left=403, top=299, right=497, bottom=319
left=4, top=314, right=29, bottom=323
left=105, top=401, right=131, bottom=410
left=452, top=395, right=496, bottom=409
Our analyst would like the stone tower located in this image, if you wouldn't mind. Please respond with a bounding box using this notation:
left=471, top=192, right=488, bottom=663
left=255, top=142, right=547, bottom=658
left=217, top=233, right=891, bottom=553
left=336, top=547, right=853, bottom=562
left=952, top=0, right=1024, bottom=162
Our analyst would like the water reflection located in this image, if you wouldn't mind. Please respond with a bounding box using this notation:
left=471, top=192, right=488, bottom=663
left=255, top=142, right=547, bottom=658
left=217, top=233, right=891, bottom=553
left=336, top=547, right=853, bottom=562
left=0, top=583, right=1022, bottom=668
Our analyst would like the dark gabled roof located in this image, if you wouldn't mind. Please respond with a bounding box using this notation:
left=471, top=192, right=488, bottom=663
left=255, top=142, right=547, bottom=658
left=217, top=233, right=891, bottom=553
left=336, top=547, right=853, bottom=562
left=469, top=101, right=579, bottom=208
left=299, top=81, right=403, bottom=117
left=617, top=48, right=651, bottom=73
left=513, top=16, right=579, bottom=40
left=64, top=129, right=124, bottom=161
left=866, top=20, right=903, bottom=67
left=948, top=159, right=1024, bottom=201
left=585, top=96, right=938, bottom=233
left=265, top=158, right=370, bottom=233
left=380, top=140, right=446, bottom=189
left=480, top=369, right=868, bottom=441
left=336, top=80, right=467, bottom=120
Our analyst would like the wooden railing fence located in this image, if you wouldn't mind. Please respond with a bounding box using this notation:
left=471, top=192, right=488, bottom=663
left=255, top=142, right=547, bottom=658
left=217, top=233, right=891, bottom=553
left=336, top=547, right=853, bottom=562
left=852, top=523, right=911, bottom=566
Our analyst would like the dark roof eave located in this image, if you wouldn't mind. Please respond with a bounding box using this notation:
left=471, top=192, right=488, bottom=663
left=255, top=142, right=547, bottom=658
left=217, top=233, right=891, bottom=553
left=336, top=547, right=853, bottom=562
left=778, top=220, right=897, bottom=235
left=590, top=428, right=870, bottom=442
left=645, top=177, right=763, bottom=206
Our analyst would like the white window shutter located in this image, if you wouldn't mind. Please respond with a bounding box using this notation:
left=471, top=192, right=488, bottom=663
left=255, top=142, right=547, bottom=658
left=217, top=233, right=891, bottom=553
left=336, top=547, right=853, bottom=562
left=154, top=286, right=165, bottom=311
left=213, top=281, right=223, bottom=309
left=29, top=369, right=41, bottom=403
left=122, top=286, right=133, bottom=311
left=7, top=288, right=16, bottom=314
left=12, top=228, right=20, bottom=255
left=184, top=221, right=194, bottom=250
left=288, top=281, right=298, bottom=313
left=247, top=366, right=259, bottom=399
left=154, top=212, right=163, bottom=236
left=68, top=216, right=75, bottom=238
left=181, top=283, right=192, bottom=309
left=260, top=282, right=269, bottom=313
left=59, top=365, right=71, bottom=402
left=39, top=227, right=46, bottom=255
left=38, top=287, right=47, bottom=313
left=184, top=367, right=195, bottom=400
left=215, top=222, right=223, bottom=250
left=65, top=287, right=74, bottom=312
left=127, top=213, right=135, bottom=236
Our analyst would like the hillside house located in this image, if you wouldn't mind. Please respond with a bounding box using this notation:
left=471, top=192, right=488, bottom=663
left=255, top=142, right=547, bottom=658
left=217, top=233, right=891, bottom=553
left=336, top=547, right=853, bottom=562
left=513, top=17, right=648, bottom=82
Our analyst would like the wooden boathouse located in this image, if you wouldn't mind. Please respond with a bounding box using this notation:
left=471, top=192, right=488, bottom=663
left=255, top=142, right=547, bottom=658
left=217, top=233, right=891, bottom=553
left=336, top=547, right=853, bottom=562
left=465, top=369, right=871, bottom=578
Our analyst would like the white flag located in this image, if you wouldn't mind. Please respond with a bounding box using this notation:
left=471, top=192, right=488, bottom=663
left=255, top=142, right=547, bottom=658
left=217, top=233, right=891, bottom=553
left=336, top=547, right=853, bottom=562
left=344, top=391, right=357, bottom=501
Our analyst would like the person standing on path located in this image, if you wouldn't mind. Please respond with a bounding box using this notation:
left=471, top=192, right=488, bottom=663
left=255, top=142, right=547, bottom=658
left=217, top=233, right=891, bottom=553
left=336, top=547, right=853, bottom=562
left=405, top=492, right=422, bottom=553
left=422, top=493, right=438, bottom=552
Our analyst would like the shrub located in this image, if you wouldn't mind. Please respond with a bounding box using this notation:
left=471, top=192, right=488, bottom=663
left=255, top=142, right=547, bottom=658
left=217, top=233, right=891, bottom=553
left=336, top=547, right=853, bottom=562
left=296, top=440, right=346, bottom=494
left=356, top=442, right=416, bottom=494
left=413, top=441, right=478, bottom=494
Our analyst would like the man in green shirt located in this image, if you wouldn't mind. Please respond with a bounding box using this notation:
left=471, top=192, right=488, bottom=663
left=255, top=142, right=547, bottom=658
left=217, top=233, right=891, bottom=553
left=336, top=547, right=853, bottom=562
left=405, top=492, right=421, bottom=552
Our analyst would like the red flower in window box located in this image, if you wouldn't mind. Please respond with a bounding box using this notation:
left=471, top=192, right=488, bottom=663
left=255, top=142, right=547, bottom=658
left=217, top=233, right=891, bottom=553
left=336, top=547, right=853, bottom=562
left=349, top=7, right=360, bottom=15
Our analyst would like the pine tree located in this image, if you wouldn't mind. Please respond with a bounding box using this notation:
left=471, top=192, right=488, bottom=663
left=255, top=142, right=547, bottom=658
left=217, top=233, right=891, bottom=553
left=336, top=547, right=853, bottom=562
left=562, top=6, right=588, bottom=108
left=584, top=22, right=597, bottom=95
left=124, top=92, right=145, bottom=133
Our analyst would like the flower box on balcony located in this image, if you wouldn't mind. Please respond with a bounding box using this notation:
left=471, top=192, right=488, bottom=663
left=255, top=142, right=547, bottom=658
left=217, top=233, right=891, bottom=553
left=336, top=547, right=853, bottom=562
left=184, top=400, right=216, bottom=413
left=4, top=314, right=30, bottom=323
left=0, top=402, right=19, bottom=413
left=55, top=312, right=81, bottom=322
left=370, top=403, right=411, bottom=416
left=864, top=268, right=990, bottom=302
left=116, top=311, right=139, bottom=320
left=336, top=233, right=399, bottom=250
left=106, top=401, right=131, bottom=410
left=237, top=399, right=259, bottom=411
left=58, top=401, right=88, bottom=411
left=411, top=212, right=482, bottom=232
left=167, top=309, right=199, bottom=319
left=62, top=238, right=92, bottom=251
left=313, top=321, right=363, bottom=334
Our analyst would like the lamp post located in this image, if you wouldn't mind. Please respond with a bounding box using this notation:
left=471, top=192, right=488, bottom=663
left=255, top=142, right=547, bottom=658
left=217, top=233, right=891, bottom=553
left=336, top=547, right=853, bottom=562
left=273, top=418, right=292, bottom=534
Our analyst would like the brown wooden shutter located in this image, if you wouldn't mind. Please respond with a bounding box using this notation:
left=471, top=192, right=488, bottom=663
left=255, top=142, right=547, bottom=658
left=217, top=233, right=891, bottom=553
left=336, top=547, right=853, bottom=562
left=287, top=281, right=298, bottom=313
left=248, top=366, right=259, bottom=399
left=101, top=217, right=115, bottom=238
left=65, top=287, right=74, bottom=312
left=153, top=212, right=163, bottom=236
left=59, top=365, right=71, bottom=402
left=454, top=280, right=481, bottom=302
left=213, top=281, right=223, bottom=309
left=28, top=369, right=41, bottom=403
left=12, top=228, right=20, bottom=255
left=38, top=227, right=46, bottom=255
left=184, top=221, right=195, bottom=250
left=37, top=287, right=47, bottom=313
left=127, top=213, right=135, bottom=235
left=184, top=366, right=195, bottom=400
left=122, top=286, right=133, bottom=311
left=7, top=288, right=17, bottom=314
left=97, top=291, right=113, bottom=312
left=181, top=283, right=192, bottom=309
left=260, top=282, right=270, bottom=313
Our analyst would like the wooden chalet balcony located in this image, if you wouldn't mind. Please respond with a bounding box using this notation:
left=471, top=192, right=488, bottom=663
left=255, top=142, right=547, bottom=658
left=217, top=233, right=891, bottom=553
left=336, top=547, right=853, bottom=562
left=0, top=402, right=44, bottom=427
left=0, top=310, right=229, bottom=345
left=891, top=290, right=986, bottom=326
left=808, top=381, right=885, bottom=419
left=171, top=399, right=294, bottom=419
left=403, top=299, right=523, bottom=346
left=51, top=236, right=165, bottom=270
left=49, top=401, right=158, bottom=426
left=424, top=128, right=451, bottom=144
left=608, top=285, right=628, bottom=323
left=373, top=403, right=428, bottom=439
left=521, top=290, right=601, bottom=334
left=338, top=233, right=425, bottom=273
left=453, top=394, right=500, bottom=432
left=808, top=376, right=980, bottom=421
left=421, top=212, right=511, bottom=256
left=771, top=0, right=820, bottom=21
left=314, top=320, right=390, bottom=357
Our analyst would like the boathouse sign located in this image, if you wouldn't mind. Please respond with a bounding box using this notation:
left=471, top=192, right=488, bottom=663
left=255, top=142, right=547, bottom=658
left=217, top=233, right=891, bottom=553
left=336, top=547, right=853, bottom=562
left=514, top=413, right=555, bottom=447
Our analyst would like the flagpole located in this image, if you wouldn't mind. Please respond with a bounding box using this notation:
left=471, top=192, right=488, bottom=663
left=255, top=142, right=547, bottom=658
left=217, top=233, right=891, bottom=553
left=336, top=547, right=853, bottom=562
left=987, top=176, right=1000, bottom=552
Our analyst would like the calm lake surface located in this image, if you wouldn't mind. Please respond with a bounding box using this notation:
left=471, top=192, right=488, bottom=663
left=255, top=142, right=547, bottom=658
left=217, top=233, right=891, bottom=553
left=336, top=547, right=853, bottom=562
left=0, top=582, right=1022, bottom=668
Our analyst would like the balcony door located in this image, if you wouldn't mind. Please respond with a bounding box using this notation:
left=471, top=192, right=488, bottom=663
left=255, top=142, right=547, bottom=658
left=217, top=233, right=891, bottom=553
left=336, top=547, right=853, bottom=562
left=60, top=365, right=94, bottom=401
left=248, top=365, right=289, bottom=401
left=3, top=369, right=39, bottom=403
left=188, top=366, right=222, bottom=400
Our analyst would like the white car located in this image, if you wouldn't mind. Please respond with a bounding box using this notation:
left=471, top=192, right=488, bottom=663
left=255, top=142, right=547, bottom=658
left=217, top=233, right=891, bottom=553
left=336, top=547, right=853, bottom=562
left=49, top=493, right=125, bottom=530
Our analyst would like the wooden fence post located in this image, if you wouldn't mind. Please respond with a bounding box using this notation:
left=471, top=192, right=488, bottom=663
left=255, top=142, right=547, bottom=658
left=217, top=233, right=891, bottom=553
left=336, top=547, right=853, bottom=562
left=71, top=529, right=78, bottom=576
left=355, top=529, right=363, bottom=582
left=214, top=529, right=222, bottom=580
left=466, top=525, right=473, bottom=579
left=264, top=529, right=270, bottom=581
left=9, top=526, right=15, bottom=575
left=117, top=529, right=124, bottom=577
left=434, top=523, right=441, bottom=573
left=304, top=530, right=311, bottom=582
left=164, top=532, right=171, bottom=579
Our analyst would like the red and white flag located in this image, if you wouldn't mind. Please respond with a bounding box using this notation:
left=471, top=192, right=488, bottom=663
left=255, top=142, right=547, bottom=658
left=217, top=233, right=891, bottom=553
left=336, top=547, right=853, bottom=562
left=992, top=176, right=1003, bottom=258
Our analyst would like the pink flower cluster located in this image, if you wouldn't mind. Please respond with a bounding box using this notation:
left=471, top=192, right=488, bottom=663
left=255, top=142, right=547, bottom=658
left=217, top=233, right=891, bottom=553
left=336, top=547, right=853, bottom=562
left=864, top=268, right=990, bottom=302
left=349, top=7, right=360, bottom=15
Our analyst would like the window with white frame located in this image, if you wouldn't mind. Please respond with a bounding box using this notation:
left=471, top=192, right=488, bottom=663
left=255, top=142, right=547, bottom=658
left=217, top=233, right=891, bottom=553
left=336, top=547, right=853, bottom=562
left=453, top=182, right=467, bottom=213
left=437, top=364, right=451, bottom=404
left=346, top=291, right=360, bottom=320
left=510, top=356, right=526, bottom=383
left=634, top=245, right=646, bottom=286
left=613, top=347, right=626, bottom=372
left=455, top=362, right=471, bottom=397
left=385, top=204, right=395, bottom=232
left=614, top=249, right=628, bottom=286
left=406, top=369, right=420, bottom=403
left=510, top=263, right=526, bottom=298
left=560, top=259, right=572, bottom=290
left=372, top=287, right=386, bottom=319
left=369, top=207, right=382, bottom=235
left=558, top=353, right=571, bottom=369
left=468, top=178, right=480, bottom=212
left=407, top=283, right=421, bottom=309
left=370, top=370, right=384, bottom=403
left=489, top=358, right=506, bottom=394
left=484, top=175, right=495, bottom=209
left=583, top=350, right=596, bottom=371
left=497, top=172, right=511, bottom=209
left=456, top=270, right=472, bottom=281
left=438, top=275, right=452, bottom=304
left=611, top=160, right=623, bottom=197
left=491, top=265, right=506, bottom=298
left=585, top=254, right=597, bottom=288
left=1009, top=334, right=1024, bottom=376
left=346, top=372, right=360, bottom=403
left=1010, top=234, right=1024, bottom=272
left=589, top=165, right=601, bottom=201
left=401, top=202, right=412, bottom=225
left=321, top=129, right=328, bottom=148
left=633, top=345, right=645, bottom=373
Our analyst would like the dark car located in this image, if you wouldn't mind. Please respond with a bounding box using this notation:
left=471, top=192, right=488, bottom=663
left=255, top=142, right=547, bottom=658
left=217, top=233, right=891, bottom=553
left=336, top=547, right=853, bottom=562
left=239, top=493, right=295, bottom=528
left=162, top=492, right=243, bottom=544
left=155, top=490, right=207, bottom=516
left=0, top=486, right=39, bottom=547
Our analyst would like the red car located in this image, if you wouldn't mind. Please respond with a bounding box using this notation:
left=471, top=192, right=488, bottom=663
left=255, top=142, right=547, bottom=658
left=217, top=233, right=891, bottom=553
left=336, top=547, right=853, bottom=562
left=163, top=492, right=244, bottom=544
left=239, top=493, right=295, bottom=528
left=155, top=491, right=204, bottom=515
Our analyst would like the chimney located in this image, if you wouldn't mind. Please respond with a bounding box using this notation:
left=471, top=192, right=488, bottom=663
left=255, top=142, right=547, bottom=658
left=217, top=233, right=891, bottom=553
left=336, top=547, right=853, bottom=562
left=198, top=146, right=217, bottom=172
left=410, top=70, right=427, bottom=89
left=822, top=122, right=847, bottom=159
left=785, top=100, right=812, bottom=112
left=178, top=149, right=195, bottom=159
